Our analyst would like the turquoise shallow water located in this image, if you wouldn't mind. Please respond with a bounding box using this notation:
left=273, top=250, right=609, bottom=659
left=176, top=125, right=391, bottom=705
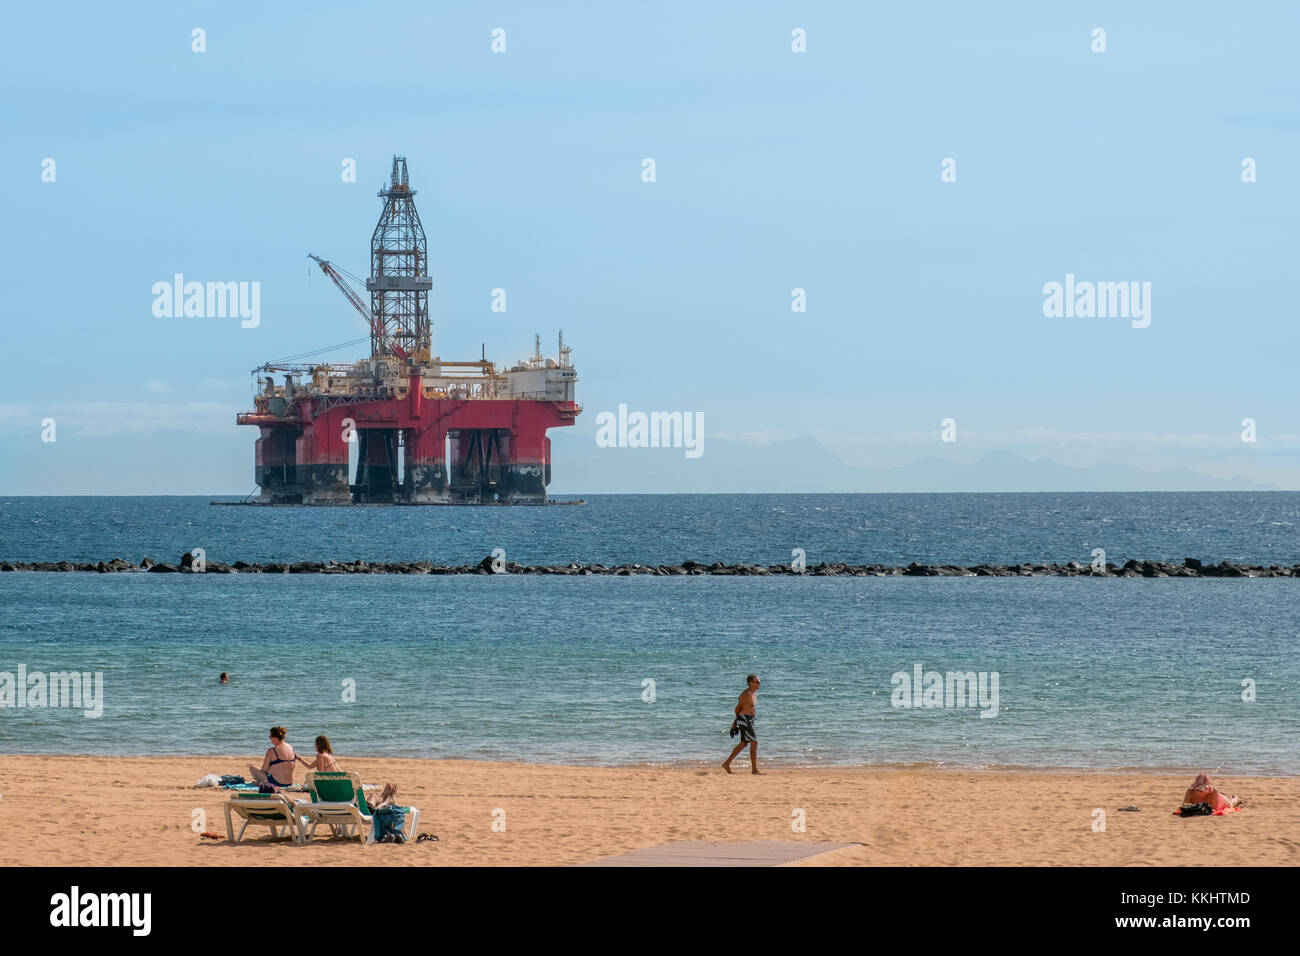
left=1, top=566, right=1297, bottom=772
left=1, top=494, right=1297, bottom=772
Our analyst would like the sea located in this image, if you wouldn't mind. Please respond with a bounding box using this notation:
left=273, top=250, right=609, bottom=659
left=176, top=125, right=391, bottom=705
left=1, top=493, right=1297, bottom=773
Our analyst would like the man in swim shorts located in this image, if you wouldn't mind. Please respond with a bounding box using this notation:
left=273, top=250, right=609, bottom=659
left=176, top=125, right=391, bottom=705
left=723, top=674, right=761, bottom=775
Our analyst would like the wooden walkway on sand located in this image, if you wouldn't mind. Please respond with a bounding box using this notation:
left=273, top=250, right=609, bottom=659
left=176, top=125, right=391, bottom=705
left=579, top=840, right=858, bottom=867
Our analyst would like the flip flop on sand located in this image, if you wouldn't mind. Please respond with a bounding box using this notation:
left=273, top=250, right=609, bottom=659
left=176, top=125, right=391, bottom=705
left=416, top=832, right=439, bottom=843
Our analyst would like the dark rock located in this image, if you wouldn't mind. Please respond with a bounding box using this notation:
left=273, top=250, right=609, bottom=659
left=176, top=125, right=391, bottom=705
left=1215, top=560, right=1244, bottom=578
left=147, top=563, right=177, bottom=573
left=1183, top=557, right=1202, bottom=570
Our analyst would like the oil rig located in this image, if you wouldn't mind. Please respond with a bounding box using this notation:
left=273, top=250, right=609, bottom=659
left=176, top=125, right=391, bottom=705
left=236, top=157, right=580, bottom=505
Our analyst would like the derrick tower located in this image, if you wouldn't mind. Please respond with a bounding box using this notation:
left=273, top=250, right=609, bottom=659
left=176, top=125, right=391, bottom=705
left=367, top=156, right=433, bottom=363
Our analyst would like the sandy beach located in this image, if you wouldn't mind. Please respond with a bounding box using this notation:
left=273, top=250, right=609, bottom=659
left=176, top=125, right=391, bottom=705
left=0, top=756, right=1295, bottom=866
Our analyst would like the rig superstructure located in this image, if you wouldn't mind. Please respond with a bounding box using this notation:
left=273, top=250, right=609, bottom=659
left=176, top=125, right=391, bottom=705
left=237, top=157, right=580, bottom=504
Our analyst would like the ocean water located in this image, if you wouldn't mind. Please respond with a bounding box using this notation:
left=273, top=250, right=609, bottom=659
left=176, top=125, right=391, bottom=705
left=1, top=494, right=1297, bottom=772
left=3, top=491, right=1299, bottom=567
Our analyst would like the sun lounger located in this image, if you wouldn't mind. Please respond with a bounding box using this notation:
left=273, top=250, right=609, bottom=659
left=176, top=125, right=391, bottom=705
left=301, top=771, right=419, bottom=844
left=224, top=792, right=309, bottom=844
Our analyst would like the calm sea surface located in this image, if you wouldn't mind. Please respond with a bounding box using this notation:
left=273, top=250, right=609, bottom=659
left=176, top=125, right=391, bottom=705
left=1, top=494, right=1297, bottom=772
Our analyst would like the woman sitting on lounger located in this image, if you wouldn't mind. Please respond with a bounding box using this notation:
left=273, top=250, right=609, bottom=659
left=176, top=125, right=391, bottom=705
left=297, top=735, right=341, bottom=772
left=1184, top=772, right=1243, bottom=811
left=249, top=726, right=297, bottom=789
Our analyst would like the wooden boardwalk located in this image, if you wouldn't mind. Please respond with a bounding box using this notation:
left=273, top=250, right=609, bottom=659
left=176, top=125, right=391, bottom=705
left=580, top=840, right=858, bottom=867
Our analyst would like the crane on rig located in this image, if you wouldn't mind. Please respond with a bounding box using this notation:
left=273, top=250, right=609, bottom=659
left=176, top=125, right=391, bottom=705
left=307, top=253, right=410, bottom=362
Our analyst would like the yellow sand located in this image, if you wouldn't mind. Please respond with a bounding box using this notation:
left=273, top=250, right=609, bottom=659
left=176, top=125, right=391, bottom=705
left=0, top=756, right=1294, bottom=866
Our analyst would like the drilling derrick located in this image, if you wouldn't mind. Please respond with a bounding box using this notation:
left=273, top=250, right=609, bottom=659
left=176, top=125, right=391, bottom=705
left=236, top=156, right=580, bottom=506
left=368, top=158, right=432, bottom=362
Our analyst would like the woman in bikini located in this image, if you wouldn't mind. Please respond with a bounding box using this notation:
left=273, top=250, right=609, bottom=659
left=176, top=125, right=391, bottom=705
left=297, top=735, right=341, bottom=772
left=249, top=726, right=297, bottom=790
left=1183, top=772, right=1244, bottom=811
left=293, top=735, right=400, bottom=836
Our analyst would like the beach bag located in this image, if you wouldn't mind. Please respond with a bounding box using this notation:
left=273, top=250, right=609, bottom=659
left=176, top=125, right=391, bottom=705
left=372, top=805, right=406, bottom=842
left=1178, top=802, right=1213, bottom=817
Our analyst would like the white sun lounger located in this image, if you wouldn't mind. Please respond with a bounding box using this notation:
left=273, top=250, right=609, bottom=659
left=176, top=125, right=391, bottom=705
left=224, top=792, right=309, bottom=844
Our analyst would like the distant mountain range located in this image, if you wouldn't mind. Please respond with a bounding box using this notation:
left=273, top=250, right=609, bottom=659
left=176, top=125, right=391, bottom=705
left=548, top=434, right=1278, bottom=494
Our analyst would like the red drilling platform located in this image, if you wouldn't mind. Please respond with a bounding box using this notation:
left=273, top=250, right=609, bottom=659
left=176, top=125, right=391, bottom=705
left=237, top=157, right=580, bottom=505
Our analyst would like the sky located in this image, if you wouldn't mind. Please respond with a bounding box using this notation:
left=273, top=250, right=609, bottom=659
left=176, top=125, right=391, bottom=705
left=1, top=1, right=1297, bottom=493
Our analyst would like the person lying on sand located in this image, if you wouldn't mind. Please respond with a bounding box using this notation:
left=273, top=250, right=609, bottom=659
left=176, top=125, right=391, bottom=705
left=248, top=725, right=296, bottom=789
left=1184, top=772, right=1243, bottom=810
left=297, top=735, right=341, bottom=772
left=723, top=674, right=762, bottom=775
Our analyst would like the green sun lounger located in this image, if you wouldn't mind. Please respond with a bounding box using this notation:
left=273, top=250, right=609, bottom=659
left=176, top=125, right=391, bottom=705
left=301, top=770, right=420, bottom=844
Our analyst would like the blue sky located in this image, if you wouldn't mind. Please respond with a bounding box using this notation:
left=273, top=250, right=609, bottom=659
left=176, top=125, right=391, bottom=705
left=1, top=1, right=1297, bottom=492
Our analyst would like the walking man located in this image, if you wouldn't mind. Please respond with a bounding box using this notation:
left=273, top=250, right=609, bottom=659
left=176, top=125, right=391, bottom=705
left=723, top=674, right=761, bottom=774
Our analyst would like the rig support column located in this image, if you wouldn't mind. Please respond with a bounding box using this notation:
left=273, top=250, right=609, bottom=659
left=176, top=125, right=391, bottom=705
left=296, top=409, right=351, bottom=505
left=403, top=424, right=450, bottom=503
left=500, top=405, right=551, bottom=504
left=255, top=426, right=303, bottom=503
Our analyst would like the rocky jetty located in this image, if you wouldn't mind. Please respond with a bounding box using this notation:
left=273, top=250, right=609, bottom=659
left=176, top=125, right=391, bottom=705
left=0, top=556, right=1295, bottom=577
